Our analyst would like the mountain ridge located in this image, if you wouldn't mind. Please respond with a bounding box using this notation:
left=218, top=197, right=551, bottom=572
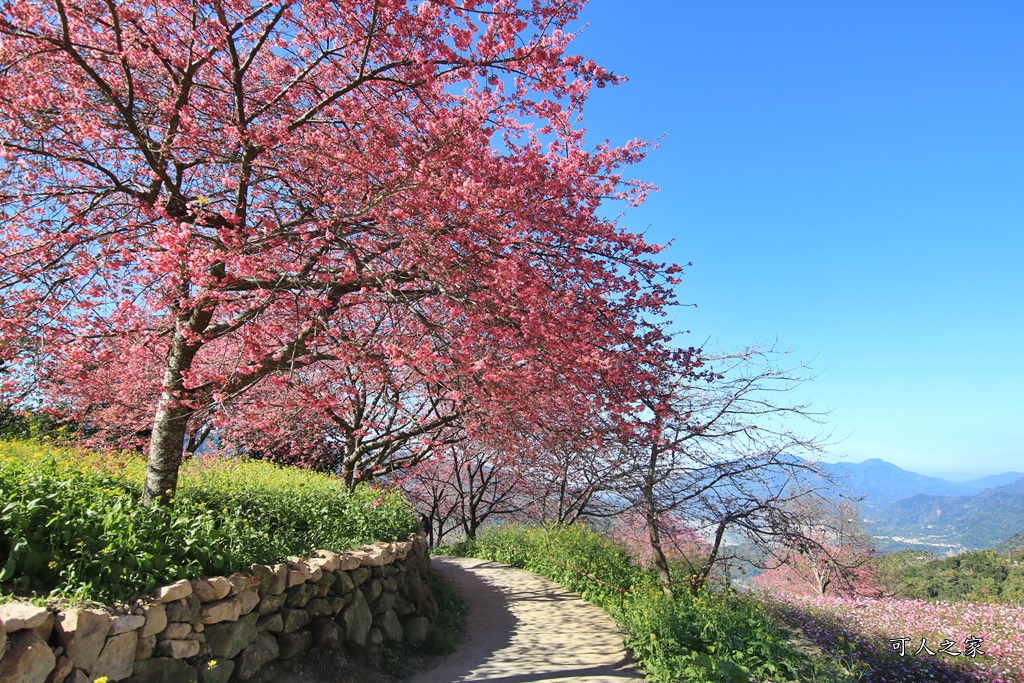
left=799, top=457, right=1024, bottom=552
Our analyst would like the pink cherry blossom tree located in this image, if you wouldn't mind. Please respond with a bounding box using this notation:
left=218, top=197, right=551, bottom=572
left=0, top=0, right=681, bottom=505
left=754, top=497, right=881, bottom=598
left=401, top=438, right=533, bottom=543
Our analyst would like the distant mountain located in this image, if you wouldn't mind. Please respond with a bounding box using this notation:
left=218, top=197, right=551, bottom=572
left=870, top=476, right=1024, bottom=551
left=808, top=459, right=1024, bottom=510
left=771, top=457, right=1024, bottom=552
left=817, top=459, right=969, bottom=508
left=957, top=471, right=1024, bottom=494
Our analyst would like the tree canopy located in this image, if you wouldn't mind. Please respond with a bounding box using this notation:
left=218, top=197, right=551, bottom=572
left=0, top=0, right=681, bottom=503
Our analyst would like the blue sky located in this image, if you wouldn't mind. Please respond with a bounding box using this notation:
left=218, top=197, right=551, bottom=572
left=571, top=1, right=1023, bottom=477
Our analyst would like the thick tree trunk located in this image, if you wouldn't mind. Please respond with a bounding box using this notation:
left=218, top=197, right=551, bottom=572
left=143, top=330, right=199, bottom=506
left=144, top=404, right=192, bottom=505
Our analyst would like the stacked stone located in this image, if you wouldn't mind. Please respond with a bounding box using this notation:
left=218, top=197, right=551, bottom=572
left=0, top=532, right=435, bottom=683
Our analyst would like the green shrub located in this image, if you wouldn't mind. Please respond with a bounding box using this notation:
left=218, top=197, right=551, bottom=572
left=0, top=439, right=418, bottom=603
left=442, top=523, right=846, bottom=683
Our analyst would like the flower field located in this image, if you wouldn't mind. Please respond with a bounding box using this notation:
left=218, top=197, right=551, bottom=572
left=763, top=593, right=1024, bottom=683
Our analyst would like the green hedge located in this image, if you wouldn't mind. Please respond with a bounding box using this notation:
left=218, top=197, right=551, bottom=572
left=0, top=439, right=418, bottom=603
left=440, top=524, right=846, bottom=683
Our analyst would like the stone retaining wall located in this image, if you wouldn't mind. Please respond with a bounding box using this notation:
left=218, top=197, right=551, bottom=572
left=0, top=532, right=436, bottom=683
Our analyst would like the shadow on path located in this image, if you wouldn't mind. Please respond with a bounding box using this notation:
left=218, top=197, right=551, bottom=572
left=409, top=557, right=644, bottom=683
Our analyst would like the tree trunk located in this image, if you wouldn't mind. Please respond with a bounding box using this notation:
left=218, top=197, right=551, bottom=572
left=143, top=330, right=199, bottom=506
left=645, top=506, right=674, bottom=598
left=642, top=445, right=674, bottom=598
left=144, top=404, right=192, bottom=506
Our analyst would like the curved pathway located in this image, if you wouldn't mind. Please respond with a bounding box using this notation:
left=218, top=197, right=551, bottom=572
left=409, top=556, right=645, bottom=683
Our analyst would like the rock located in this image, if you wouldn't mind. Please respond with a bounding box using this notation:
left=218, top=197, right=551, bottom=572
left=156, top=638, right=200, bottom=659
left=305, top=599, right=332, bottom=618
left=328, top=596, right=349, bottom=616
left=256, top=614, right=283, bottom=634
left=393, top=596, right=416, bottom=618
left=350, top=567, right=372, bottom=586
left=336, top=554, right=361, bottom=571
left=284, top=583, right=313, bottom=609
left=341, top=591, right=372, bottom=648
left=164, top=594, right=200, bottom=624
left=313, top=551, right=341, bottom=572
left=197, top=657, right=234, bottom=683
left=227, top=573, right=259, bottom=596
left=107, top=615, right=145, bottom=636
left=199, top=596, right=241, bottom=625
left=402, top=616, right=431, bottom=647
left=92, top=631, right=138, bottom=681
left=192, top=578, right=231, bottom=603
left=0, top=629, right=56, bottom=683
left=275, top=629, right=312, bottom=660
left=277, top=609, right=309, bottom=635
left=332, top=571, right=355, bottom=595
left=65, top=671, right=89, bottom=683
left=356, top=550, right=386, bottom=567
left=371, top=592, right=396, bottom=616
left=256, top=593, right=286, bottom=615
left=267, top=565, right=288, bottom=596
left=126, top=657, right=198, bottom=683
left=0, top=622, right=5, bottom=660
left=312, top=572, right=336, bottom=598
left=361, top=579, right=382, bottom=604
left=285, top=562, right=311, bottom=588
left=139, top=603, right=168, bottom=638
left=403, top=574, right=428, bottom=604
left=56, top=608, right=110, bottom=673
left=237, top=588, right=260, bottom=616
left=44, top=653, right=73, bottom=683
left=32, top=613, right=55, bottom=642
left=236, top=632, right=278, bottom=681
left=156, top=580, right=193, bottom=603
left=0, top=604, right=53, bottom=633
left=134, top=634, right=156, bottom=661
left=374, top=610, right=403, bottom=643
left=420, top=595, right=439, bottom=621
left=309, top=618, right=339, bottom=650
left=158, top=623, right=192, bottom=640
left=365, top=627, right=384, bottom=653
left=248, top=565, right=274, bottom=596
left=203, top=612, right=258, bottom=660
left=380, top=576, right=398, bottom=592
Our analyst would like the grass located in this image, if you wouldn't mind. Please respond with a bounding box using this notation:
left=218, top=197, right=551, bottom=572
left=0, top=438, right=419, bottom=604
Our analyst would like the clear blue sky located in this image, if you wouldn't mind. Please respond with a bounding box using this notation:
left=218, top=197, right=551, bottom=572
left=571, top=1, right=1023, bottom=477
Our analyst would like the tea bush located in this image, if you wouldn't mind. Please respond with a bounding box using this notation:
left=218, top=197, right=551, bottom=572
left=441, top=524, right=854, bottom=683
left=0, top=439, right=418, bottom=603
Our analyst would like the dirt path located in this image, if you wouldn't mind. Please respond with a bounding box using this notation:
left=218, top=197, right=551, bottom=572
left=408, top=556, right=645, bottom=683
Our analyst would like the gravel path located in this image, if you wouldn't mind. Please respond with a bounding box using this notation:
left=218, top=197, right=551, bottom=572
left=408, top=556, right=646, bottom=683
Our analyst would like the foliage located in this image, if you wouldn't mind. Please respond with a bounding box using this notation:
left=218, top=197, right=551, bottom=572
left=439, top=523, right=849, bottom=683
left=0, top=439, right=417, bottom=603
left=378, top=568, right=467, bottom=677
left=420, top=569, right=468, bottom=656
left=0, top=0, right=681, bottom=507
left=0, top=408, right=68, bottom=441
left=763, top=592, right=1024, bottom=683
left=875, top=548, right=1024, bottom=603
